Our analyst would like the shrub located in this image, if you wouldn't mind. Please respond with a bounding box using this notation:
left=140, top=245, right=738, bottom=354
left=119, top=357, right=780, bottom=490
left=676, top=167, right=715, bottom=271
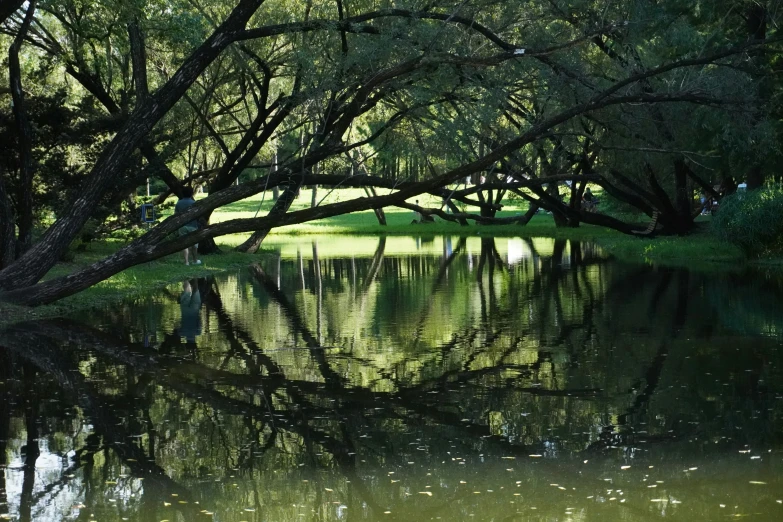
left=711, top=188, right=783, bottom=256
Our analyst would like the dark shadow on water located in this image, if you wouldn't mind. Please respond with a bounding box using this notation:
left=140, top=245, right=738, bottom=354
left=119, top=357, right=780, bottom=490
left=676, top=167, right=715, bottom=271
left=2, top=237, right=783, bottom=520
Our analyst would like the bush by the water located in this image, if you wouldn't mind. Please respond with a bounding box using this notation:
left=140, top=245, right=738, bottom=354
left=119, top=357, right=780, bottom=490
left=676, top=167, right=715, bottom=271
left=711, top=188, right=783, bottom=256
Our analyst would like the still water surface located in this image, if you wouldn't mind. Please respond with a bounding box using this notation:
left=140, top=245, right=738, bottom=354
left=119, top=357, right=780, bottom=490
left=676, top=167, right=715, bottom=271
left=1, top=236, right=783, bottom=521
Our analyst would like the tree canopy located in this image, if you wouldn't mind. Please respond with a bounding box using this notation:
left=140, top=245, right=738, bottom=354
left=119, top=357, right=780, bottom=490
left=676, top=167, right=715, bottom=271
left=1, top=0, right=781, bottom=305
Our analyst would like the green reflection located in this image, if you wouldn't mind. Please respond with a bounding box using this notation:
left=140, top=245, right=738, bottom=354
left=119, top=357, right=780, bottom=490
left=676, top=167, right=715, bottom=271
left=0, top=236, right=782, bottom=521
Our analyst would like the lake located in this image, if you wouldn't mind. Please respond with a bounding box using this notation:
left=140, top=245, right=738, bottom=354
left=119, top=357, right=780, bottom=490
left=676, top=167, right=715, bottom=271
left=1, top=236, right=782, bottom=521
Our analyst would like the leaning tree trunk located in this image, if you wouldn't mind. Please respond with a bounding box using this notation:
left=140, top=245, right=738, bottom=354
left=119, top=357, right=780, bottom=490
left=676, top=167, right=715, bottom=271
left=364, top=186, right=386, bottom=225
left=0, top=0, right=263, bottom=291
left=235, top=176, right=304, bottom=253
left=517, top=203, right=539, bottom=225
left=444, top=199, right=468, bottom=225
left=643, top=160, right=695, bottom=236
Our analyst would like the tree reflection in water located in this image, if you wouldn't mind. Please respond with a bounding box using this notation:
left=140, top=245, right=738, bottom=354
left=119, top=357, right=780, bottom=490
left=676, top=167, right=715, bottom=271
left=1, top=236, right=783, bottom=521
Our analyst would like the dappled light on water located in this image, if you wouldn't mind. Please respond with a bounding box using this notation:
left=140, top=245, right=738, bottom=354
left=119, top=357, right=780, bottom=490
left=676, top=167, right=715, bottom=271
left=1, top=236, right=783, bottom=521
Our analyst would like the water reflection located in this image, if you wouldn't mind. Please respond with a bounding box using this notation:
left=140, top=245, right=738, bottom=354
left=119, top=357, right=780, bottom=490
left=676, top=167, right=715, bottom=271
left=1, top=236, right=783, bottom=521
left=178, top=279, right=203, bottom=344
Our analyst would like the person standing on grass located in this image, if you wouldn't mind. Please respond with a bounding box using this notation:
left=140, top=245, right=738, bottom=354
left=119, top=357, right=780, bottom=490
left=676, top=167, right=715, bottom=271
left=175, top=187, right=201, bottom=266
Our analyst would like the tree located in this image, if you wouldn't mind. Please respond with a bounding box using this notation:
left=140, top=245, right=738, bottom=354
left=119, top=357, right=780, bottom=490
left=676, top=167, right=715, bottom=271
left=0, top=0, right=780, bottom=305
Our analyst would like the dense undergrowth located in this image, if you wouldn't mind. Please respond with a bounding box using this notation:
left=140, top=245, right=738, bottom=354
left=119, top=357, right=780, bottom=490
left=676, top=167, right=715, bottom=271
left=711, top=188, right=783, bottom=259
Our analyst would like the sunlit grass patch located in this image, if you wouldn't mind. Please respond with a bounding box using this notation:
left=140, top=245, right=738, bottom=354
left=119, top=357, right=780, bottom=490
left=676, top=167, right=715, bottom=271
left=1, top=188, right=755, bottom=324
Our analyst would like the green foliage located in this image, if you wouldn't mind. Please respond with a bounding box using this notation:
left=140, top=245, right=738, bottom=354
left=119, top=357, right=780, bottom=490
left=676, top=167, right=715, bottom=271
left=711, top=189, right=783, bottom=256
left=0, top=88, right=97, bottom=224
left=7, top=0, right=783, bottom=298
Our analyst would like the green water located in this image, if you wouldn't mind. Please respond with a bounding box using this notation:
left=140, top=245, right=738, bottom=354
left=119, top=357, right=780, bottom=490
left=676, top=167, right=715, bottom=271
left=1, top=236, right=782, bottom=521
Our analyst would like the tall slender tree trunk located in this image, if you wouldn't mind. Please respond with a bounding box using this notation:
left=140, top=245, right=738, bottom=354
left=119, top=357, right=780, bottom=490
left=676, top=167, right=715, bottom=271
left=0, top=175, right=16, bottom=269
left=272, top=151, right=280, bottom=201
left=9, top=1, right=36, bottom=256
left=517, top=203, right=539, bottom=225
left=673, top=159, right=692, bottom=230
left=363, top=186, right=386, bottom=225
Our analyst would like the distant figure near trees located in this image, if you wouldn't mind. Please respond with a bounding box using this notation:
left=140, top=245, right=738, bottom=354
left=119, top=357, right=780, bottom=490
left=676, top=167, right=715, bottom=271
left=581, top=187, right=597, bottom=211
left=411, top=200, right=423, bottom=224
left=175, top=187, right=201, bottom=266
left=411, top=199, right=435, bottom=224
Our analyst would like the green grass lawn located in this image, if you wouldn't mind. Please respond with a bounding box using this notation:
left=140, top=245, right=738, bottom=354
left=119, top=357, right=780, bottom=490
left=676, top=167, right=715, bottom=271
left=201, top=188, right=533, bottom=242
left=0, top=188, right=747, bottom=324
left=190, top=188, right=637, bottom=243
left=201, top=189, right=741, bottom=266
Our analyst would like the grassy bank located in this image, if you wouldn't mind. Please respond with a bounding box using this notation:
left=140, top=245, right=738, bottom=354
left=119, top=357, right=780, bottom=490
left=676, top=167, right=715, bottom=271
left=595, top=234, right=745, bottom=268
left=0, top=189, right=748, bottom=324
left=1, top=242, right=261, bottom=325
left=213, top=191, right=743, bottom=266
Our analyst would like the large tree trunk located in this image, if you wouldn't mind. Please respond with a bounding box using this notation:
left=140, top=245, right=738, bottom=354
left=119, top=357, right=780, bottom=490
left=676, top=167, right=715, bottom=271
left=0, top=0, right=263, bottom=291
left=672, top=159, right=693, bottom=233
left=517, top=203, right=539, bottom=225
left=547, top=183, right=578, bottom=228
left=0, top=175, right=16, bottom=269
left=197, top=236, right=222, bottom=255
left=9, top=1, right=36, bottom=256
